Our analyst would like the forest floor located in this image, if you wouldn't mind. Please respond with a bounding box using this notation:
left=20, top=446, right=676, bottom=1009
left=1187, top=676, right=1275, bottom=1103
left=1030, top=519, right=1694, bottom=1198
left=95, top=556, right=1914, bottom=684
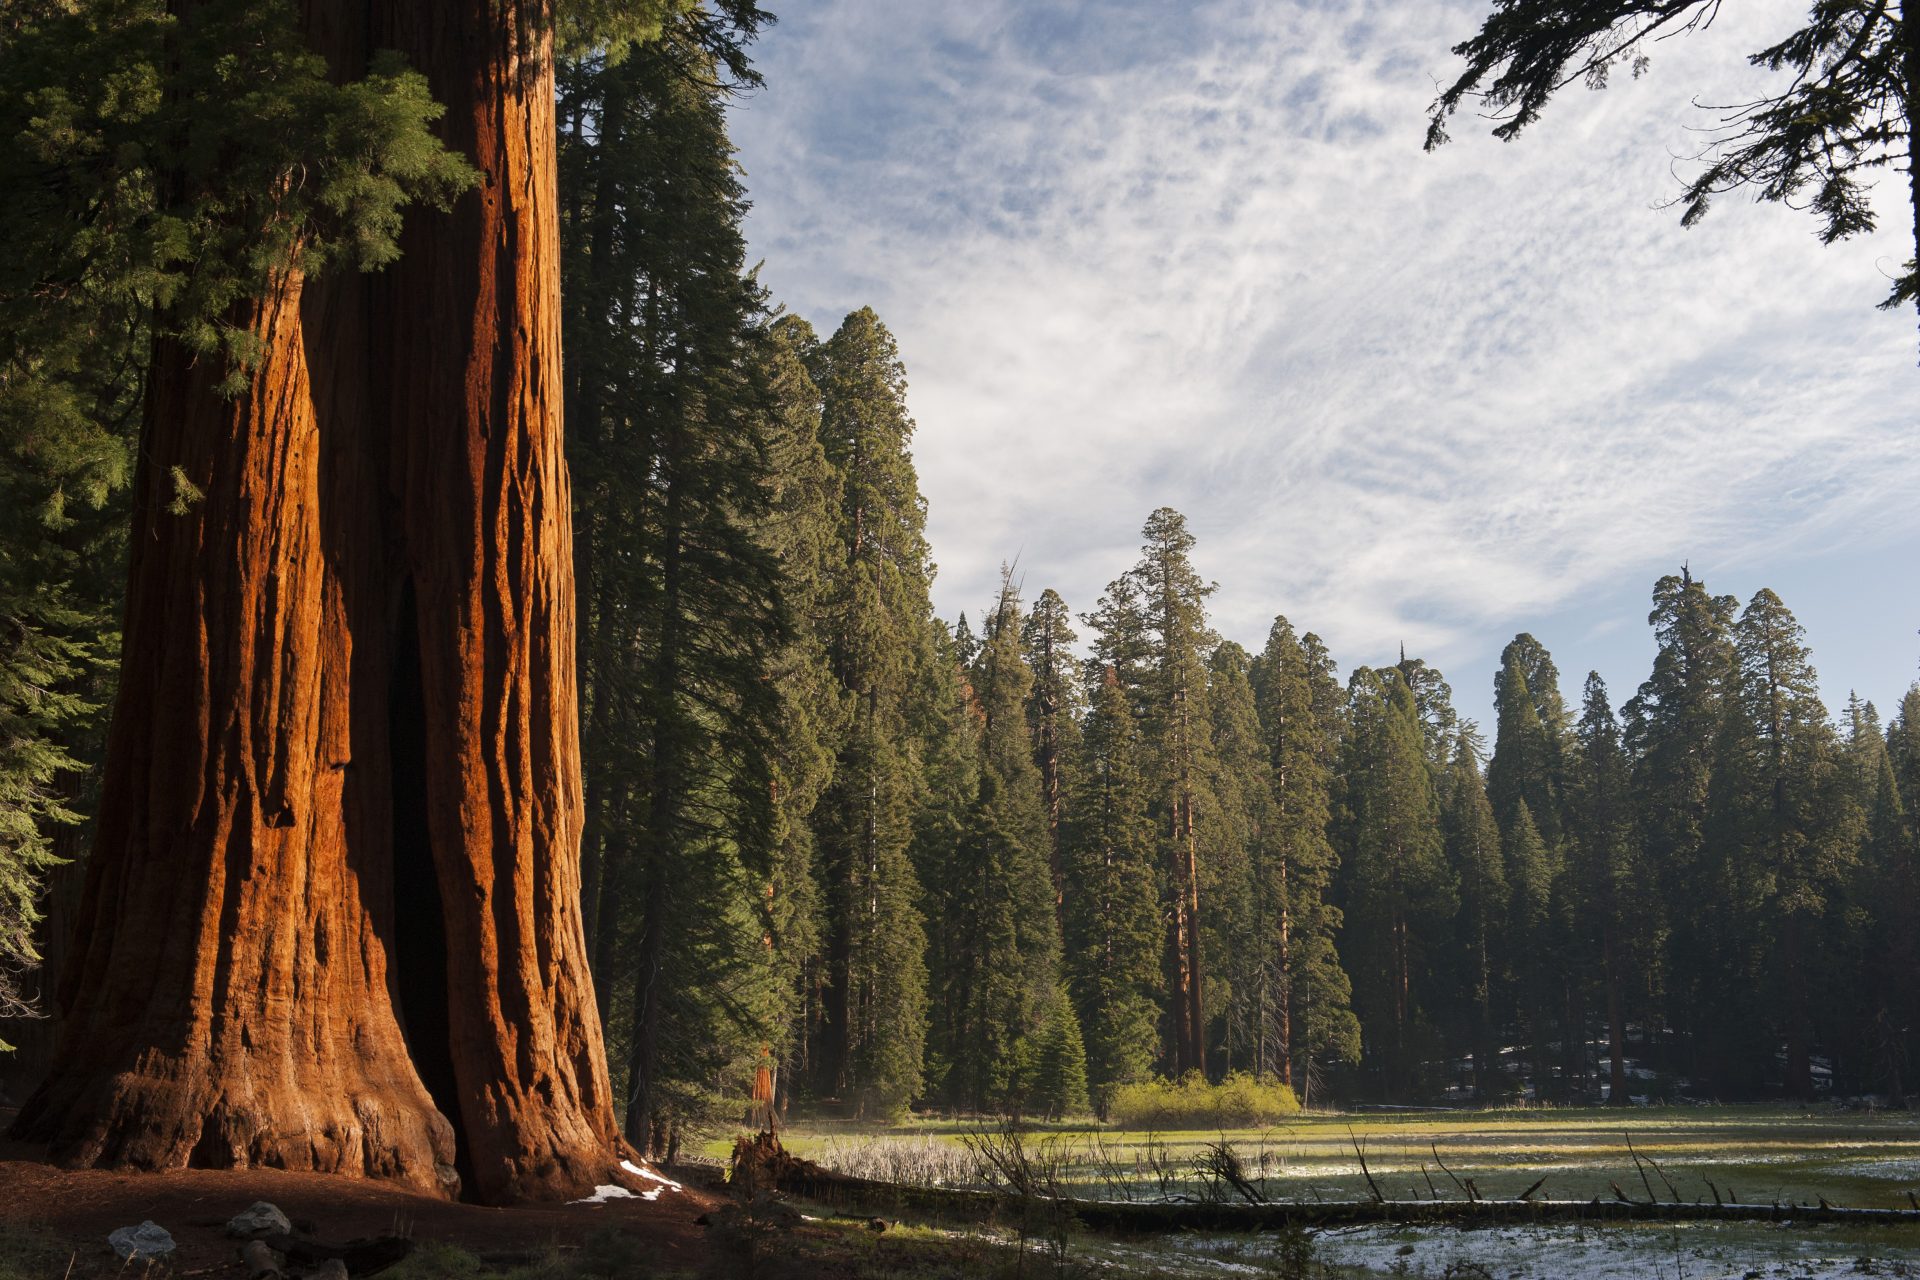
left=0, top=1127, right=1072, bottom=1280
left=0, top=1133, right=722, bottom=1278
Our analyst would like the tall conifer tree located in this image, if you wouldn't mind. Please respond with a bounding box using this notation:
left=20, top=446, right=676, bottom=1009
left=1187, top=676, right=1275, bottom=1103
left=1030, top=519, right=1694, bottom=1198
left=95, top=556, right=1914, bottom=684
left=1624, top=568, right=1736, bottom=1085
left=1063, top=665, right=1163, bottom=1111
left=560, top=19, right=792, bottom=1153
left=1337, top=665, right=1455, bottom=1096
left=1022, top=589, right=1084, bottom=919
left=1566, top=675, right=1645, bottom=1106
left=929, top=574, right=1064, bottom=1109
left=1439, top=734, right=1506, bottom=1099
left=1252, top=617, right=1356, bottom=1091
left=748, top=315, right=849, bottom=1113
left=1124, top=508, right=1218, bottom=1077
left=1204, top=642, right=1265, bottom=1073
left=807, top=307, right=934, bottom=1115
left=1871, top=688, right=1920, bottom=1099
left=1714, top=589, right=1842, bottom=1098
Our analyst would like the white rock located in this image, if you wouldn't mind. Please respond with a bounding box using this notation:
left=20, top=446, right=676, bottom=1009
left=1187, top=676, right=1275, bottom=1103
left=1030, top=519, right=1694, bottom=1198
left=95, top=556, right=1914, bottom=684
left=108, top=1221, right=176, bottom=1261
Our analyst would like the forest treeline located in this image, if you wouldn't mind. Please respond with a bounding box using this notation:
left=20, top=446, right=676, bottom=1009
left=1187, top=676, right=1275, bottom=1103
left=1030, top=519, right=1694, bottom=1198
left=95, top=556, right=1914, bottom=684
left=3, top=2, right=1917, bottom=1159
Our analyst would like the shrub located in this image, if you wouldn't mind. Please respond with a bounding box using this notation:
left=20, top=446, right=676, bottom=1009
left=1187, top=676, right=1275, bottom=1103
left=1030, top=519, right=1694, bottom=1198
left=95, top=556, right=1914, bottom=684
left=1108, top=1070, right=1300, bottom=1129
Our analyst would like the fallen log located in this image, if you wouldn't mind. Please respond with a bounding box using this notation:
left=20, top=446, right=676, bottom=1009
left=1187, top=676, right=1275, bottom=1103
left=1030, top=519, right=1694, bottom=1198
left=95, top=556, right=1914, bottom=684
left=769, top=1164, right=1920, bottom=1233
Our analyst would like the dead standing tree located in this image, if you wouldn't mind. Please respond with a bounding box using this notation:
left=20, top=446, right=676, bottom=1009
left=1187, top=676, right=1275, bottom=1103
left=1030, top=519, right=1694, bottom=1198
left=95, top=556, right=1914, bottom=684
left=9, top=0, right=629, bottom=1204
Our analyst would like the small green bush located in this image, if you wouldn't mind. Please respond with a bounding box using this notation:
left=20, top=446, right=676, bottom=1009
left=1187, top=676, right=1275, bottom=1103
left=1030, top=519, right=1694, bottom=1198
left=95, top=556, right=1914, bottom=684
left=1108, top=1070, right=1300, bottom=1130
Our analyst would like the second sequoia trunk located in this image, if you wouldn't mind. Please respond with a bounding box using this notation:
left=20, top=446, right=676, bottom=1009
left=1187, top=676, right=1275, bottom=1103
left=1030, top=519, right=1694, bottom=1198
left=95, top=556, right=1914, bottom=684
left=11, top=0, right=617, bottom=1205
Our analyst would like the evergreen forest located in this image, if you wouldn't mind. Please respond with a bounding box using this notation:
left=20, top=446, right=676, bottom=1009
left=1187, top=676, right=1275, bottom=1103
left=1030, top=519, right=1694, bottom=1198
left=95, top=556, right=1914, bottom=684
left=3, top=0, right=1917, bottom=1175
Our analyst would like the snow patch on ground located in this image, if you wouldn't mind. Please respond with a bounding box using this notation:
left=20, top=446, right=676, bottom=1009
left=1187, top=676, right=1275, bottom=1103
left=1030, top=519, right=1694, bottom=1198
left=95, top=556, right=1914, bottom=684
left=1166, top=1223, right=1920, bottom=1280
left=621, top=1159, right=683, bottom=1191
left=571, top=1185, right=639, bottom=1205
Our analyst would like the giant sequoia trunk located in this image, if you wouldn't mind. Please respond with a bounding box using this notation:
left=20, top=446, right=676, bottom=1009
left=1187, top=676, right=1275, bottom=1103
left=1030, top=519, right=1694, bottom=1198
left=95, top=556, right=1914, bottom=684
left=10, top=1, right=619, bottom=1205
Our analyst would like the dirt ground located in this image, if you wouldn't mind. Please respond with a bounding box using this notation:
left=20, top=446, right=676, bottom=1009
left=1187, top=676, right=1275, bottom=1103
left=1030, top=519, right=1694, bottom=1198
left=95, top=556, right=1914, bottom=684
left=0, top=1127, right=728, bottom=1278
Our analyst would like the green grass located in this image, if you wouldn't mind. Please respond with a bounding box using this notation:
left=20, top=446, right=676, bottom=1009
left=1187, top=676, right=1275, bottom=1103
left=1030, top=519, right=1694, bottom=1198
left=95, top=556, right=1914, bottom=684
left=375, top=1232, right=707, bottom=1280
left=0, top=1224, right=76, bottom=1280
left=725, top=1105, right=1920, bottom=1211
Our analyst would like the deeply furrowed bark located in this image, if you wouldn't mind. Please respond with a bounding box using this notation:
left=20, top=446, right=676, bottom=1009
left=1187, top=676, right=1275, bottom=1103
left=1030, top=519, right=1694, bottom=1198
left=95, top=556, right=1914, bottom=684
left=16, top=279, right=460, bottom=1188
left=12, top=0, right=618, bottom=1205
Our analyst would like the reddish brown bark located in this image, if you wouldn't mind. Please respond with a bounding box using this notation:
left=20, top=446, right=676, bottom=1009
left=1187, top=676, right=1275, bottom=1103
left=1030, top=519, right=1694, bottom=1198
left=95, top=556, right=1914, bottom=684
left=11, top=1, right=618, bottom=1205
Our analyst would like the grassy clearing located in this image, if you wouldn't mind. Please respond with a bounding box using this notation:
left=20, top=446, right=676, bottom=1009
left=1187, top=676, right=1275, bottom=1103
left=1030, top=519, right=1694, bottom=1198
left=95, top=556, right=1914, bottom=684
left=702, top=1107, right=1920, bottom=1278
left=727, top=1106, right=1920, bottom=1211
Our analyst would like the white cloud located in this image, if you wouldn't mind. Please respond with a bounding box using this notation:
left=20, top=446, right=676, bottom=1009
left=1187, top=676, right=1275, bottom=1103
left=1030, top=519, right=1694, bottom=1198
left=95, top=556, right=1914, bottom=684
left=730, top=0, right=1919, bottom=708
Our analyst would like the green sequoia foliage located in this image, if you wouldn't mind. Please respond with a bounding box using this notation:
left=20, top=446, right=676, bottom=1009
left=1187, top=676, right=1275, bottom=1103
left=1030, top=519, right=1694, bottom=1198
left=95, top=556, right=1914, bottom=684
left=4, top=0, right=474, bottom=386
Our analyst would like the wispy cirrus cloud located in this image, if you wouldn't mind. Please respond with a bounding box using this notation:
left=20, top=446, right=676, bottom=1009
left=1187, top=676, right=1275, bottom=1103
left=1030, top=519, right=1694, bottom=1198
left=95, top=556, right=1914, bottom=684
left=730, top=0, right=1919, bottom=721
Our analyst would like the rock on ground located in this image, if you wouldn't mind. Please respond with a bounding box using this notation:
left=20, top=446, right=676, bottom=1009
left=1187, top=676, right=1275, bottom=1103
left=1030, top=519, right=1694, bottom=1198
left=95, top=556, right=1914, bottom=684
left=228, top=1201, right=293, bottom=1239
left=107, top=1220, right=175, bottom=1260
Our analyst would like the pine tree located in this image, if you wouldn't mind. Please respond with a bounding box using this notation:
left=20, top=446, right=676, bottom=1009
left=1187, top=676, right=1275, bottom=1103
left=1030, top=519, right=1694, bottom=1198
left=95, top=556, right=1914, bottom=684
left=1503, top=800, right=1556, bottom=1097
left=1063, top=665, right=1163, bottom=1113
left=1336, top=665, right=1455, bottom=1097
left=1121, top=508, right=1219, bottom=1077
left=1204, top=642, right=1265, bottom=1074
left=746, top=314, right=848, bottom=1117
left=954, top=613, right=979, bottom=669
left=1487, top=635, right=1578, bottom=1096
left=1624, top=567, right=1736, bottom=1087
left=1289, top=631, right=1361, bottom=1100
left=1022, top=588, right=1084, bottom=920
left=1028, top=984, right=1092, bottom=1119
left=906, top=619, right=978, bottom=1106
left=1252, top=617, right=1357, bottom=1093
left=1487, top=634, right=1569, bottom=846
left=808, top=307, right=935, bottom=1116
left=1718, top=589, right=1844, bottom=1099
left=0, top=601, right=90, bottom=1049
left=0, top=9, right=148, bottom=1053
left=1566, top=674, right=1646, bottom=1106
left=557, top=20, right=797, bottom=1155
left=1868, top=688, right=1919, bottom=1100
left=927, top=573, right=1063, bottom=1110
left=1439, top=733, right=1507, bottom=1099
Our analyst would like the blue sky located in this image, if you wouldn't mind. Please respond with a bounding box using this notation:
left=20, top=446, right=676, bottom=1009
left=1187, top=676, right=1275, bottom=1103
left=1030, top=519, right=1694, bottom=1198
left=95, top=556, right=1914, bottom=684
left=727, top=0, right=1920, bottom=732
